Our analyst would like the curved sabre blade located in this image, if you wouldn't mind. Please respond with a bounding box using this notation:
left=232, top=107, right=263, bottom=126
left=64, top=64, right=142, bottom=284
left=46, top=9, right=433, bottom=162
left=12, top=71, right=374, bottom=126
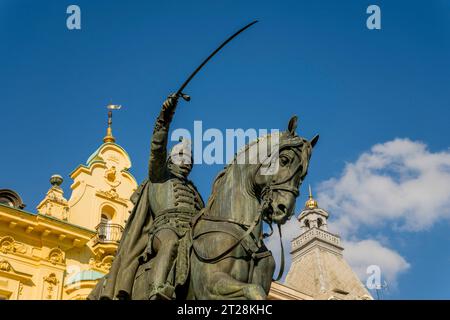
left=176, top=20, right=259, bottom=99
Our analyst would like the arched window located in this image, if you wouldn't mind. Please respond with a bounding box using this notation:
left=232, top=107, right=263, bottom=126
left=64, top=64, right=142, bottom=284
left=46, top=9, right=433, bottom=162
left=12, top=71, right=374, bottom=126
left=304, top=219, right=310, bottom=229
left=317, top=218, right=323, bottom=229
left=99, top=205, right=116, bottom=241
left=101, top=213, right=110, bottom=224
left=100, top=205, right=115, bottom=222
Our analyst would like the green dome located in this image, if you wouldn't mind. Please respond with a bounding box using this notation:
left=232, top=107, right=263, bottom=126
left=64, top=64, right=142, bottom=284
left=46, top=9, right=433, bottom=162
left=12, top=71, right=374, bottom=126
left=65, top=270, right=105, bottom=285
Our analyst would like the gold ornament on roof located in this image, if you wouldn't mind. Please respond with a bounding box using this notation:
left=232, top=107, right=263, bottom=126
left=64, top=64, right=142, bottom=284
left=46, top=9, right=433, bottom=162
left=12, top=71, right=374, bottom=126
left=305, top=185, right=318, bottom=209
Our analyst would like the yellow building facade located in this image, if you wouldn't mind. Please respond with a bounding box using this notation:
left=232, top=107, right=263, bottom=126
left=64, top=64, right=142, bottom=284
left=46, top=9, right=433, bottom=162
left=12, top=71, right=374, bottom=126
left=0, top=114, right=138, bottom=300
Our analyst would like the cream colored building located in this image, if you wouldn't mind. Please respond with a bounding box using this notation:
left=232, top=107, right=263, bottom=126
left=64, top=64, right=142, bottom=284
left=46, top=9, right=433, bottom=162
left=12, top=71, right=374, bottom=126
left=0, top=111, right=371, bottom=300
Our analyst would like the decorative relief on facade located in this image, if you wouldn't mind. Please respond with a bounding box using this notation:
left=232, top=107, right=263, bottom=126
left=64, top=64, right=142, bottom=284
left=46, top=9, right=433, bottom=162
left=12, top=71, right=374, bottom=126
left=18, top=282, right=23, bottom=298
left=43, top=273, right=59, bottom=300
left=0, top=236, right=27, bottom=255
left=44, top=273, right=58, bottom=286
left=0, top=236, right=14, bottom=254
left=101, top=165, right=124, bottom=203
left=62, top=206, right=69, bottom=221
left=104, top=166, right=121, bottom=187
left=46, top=190, right=69, bottom=206
left=98, top=189, right=119, bottom=200
left=89, top=254, right=114, bottom=273
left=0, top=259, right=12, bottom=272
left=47, top=248, right=65, bottom=265
left=96, top=190, right=127, bottom=204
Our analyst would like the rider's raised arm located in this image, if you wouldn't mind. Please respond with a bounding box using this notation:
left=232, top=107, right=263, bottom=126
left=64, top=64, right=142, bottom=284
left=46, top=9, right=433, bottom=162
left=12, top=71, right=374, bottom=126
left=148, top=94, right=178, bottom=182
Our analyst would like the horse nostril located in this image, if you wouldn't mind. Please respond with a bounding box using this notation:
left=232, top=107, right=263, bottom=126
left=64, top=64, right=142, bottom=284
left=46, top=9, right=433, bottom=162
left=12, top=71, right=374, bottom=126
left=278, top=204, right=287, bottom=214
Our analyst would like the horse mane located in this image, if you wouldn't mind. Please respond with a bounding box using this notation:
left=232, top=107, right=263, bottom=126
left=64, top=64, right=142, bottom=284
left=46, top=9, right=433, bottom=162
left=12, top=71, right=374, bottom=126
left=204, top=132, right=279, bottom=212
left=203, top=130, right=311, bottom=216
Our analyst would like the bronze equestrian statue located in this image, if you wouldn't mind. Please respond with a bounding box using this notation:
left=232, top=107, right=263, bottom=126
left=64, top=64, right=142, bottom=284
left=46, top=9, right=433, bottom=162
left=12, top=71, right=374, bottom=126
left=88, top=108, right=318, bottom=300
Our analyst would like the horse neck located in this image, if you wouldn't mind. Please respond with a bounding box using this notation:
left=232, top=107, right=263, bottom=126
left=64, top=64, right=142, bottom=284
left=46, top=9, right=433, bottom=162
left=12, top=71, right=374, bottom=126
left=206, top=163, right=261, bottom=227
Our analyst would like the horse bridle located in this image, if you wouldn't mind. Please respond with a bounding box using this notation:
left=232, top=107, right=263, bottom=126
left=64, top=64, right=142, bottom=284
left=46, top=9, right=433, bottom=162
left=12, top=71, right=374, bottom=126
left=257, top=144, right=306, bottom=281
left=191, top=141, right=307, bottom=282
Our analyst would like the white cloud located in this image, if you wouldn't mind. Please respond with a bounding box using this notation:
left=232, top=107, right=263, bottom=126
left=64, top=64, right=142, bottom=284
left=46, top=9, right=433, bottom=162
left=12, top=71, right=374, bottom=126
left=267, top=138, right=450, bottom=287
left=343, top=239, right=410, bottom=287
left=318, top=138, right=450, bottom=236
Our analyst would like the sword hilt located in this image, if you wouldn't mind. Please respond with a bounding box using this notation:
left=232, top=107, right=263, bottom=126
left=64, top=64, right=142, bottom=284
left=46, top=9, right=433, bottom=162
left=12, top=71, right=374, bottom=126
left=177, top=92, right=191, bottom=102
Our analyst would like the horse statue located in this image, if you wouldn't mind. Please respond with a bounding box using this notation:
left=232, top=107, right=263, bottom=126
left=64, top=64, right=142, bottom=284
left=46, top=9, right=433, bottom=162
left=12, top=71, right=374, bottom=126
left=186, top=116, right=318, bottom=299
left=88, top=116, right=318, bottom=300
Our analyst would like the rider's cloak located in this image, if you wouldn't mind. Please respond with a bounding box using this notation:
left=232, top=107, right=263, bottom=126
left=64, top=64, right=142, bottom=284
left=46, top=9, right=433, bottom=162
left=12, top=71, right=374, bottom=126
left=88, top=179, right=153, bottom=300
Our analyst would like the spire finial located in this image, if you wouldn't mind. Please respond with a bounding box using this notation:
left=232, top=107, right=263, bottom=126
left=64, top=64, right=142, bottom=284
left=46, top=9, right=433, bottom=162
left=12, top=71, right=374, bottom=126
left=103, top=104, right=121, bottom=143
left=305, top=184, right=318, bottom=209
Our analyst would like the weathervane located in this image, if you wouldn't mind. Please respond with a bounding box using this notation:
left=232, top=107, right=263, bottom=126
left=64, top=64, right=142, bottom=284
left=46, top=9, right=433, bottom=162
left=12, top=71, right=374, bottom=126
left=103, top=104, right=122, bottom=143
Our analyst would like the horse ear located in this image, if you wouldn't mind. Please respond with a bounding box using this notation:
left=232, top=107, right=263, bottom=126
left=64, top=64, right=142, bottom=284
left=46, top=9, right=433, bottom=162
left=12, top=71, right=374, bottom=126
left=287, top=116, right=298, bottom=135
left=310, top=134, right=319, bottom=148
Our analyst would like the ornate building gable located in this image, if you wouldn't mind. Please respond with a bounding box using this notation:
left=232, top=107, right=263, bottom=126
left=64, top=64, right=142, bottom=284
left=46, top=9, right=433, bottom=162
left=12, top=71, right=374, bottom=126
left=60, top=106, right=135, bottom=299
left=67, top=107, right=138, bottom=232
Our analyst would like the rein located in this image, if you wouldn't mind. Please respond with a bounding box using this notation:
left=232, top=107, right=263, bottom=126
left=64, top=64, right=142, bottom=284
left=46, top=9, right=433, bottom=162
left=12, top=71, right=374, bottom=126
left=191, top=209, right=286, bottom=282
left=257, top=156, right=304, bottom=281
left=273, top=223, right=284, bottom=281
left=190, top=211, right=262, bottom=263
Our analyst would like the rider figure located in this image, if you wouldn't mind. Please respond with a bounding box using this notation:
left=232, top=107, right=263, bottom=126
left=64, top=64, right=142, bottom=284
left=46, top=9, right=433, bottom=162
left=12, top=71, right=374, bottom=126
left=145, top=94, right=204, bottom=299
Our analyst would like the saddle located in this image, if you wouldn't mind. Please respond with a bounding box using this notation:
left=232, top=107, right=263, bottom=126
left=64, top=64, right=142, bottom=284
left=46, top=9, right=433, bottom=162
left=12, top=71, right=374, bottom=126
left=191, top=215, right=271, bottom=264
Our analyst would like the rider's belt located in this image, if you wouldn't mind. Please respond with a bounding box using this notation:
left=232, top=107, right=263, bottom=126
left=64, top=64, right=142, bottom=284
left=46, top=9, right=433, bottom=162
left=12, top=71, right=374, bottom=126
left=154, top=207, right=198, bottom=219
left=151, top=208, right=199, bottom=233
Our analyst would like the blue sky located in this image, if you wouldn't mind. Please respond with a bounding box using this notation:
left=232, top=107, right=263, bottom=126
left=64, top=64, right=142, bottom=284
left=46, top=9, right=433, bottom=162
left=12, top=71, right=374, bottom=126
left=1, top=0, right=450, bottom=299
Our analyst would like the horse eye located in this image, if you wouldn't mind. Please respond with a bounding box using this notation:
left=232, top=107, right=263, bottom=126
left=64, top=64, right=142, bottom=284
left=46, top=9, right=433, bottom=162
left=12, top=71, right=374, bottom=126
left=280, top=156, right=289, bottom=167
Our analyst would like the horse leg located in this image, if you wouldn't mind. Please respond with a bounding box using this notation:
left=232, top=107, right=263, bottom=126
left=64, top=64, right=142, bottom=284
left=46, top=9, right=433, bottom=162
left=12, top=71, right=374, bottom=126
left=210, top=271, right=267, bottom=300
left=190, top=252, right=266, bottom=300
left=250, top=253, right=276, bottom=294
